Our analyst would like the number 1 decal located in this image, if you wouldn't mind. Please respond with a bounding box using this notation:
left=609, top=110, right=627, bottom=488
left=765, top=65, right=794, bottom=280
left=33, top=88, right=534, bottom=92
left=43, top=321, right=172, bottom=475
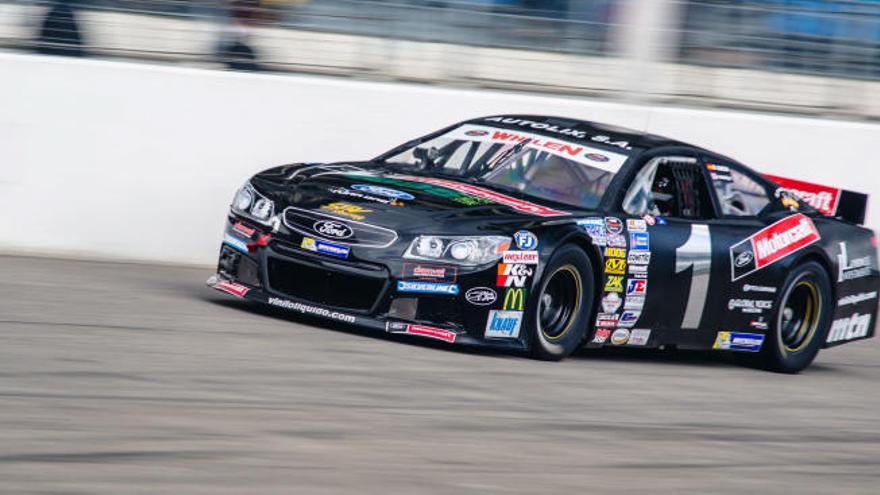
left=675, top=224, right=712, bottom=329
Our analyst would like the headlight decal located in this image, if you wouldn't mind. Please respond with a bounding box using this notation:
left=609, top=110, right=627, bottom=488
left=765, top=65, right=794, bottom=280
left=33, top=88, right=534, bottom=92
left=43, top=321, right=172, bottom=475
left=403, top=235, right=510, bottom=266
left=231, top=181, right=276, bottom=226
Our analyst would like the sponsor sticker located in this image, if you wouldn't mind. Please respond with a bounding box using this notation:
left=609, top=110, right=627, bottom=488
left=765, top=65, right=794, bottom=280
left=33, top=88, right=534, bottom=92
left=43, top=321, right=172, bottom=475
left=611, top=328, right=630, bottom=345
left=485, top=310, right=523, bottom=338
left=596, top=318, right=619, bottom=328
left=301, top=237, right=350, bottom=259
left=577, top=218, right=606, bottom=245
left=465, top=287, right=497, bottom=306
left=346, top=175, right=491, bottom=207
left=452, top=121, right=631, bottom=170
left=838, top=291, right=878, bottom=307
left=596, top=312, right=618, bottom=327
left=626, top=218, right=647, bottom=232
left=729, top=214, right=820, bottom=281
left=213, top=280, right=250, bottom=298
left=513, top=231, right=539, bottom=250
left=837, top=242, right=873, bottom=282
left=386, top=321, right=409, bottom=333
left=713, top=332, right=764, bottom=352
left=604, top=247, right=626, bottom=258
left=503, top=250, right=539, bottom=265
left=232, top=221, right=256, bottom=238
left=624, top=295, right=645, bottom=310
left=406, top=324, right=457, bottom=343
left=592, top=328, right=611, bottom=344
left=627, top=251, right=650, bottom=265
left=497, top=263, right=534, bottom=288
left=319, top=202, right=372, bottom=221
left=749, top=318, right=769, bottom=331
left=710, top=172, right=733, bottom=182
left=269, top=297, right=357, bottom=324
left=629, top=232, right=649, bottom=251
left=602, top=292, right=622, bottom=313
left=605, top=257, right=626, bottom=275
left=826, top=313, right=872, bottom=343
left=743, top=284, right=777, bottom=293
left=606, top=233, right=627, bottom=247
left=605, top=275, right=624, bottom=292
left=577, top=217, right=605, bottom=227
left=605, top=217, right=623, bottom=234
left=481, top=117, right=633, bottom=149
left=396, top=280, right=459, bottom=295
left=764, top=174, right=841, bottom=216
left=403, top=263, right=457, bottom=281
left=628, top=264, right=648, bottom=276
left=223, top=233, right=249, bottom=254
left=728, top=299, right=773, bottom=314
left=618, top=311, right=641, bottom=328
left=706, top=163, right=731, bottom=173
left=626, top=278, right=647, bottom=296
left=351, top=184, right=414, bottom=200
left=628, top=329, right=651, bottom=346
left=398, top=175, right=569, bottom=217
left=585, top=153, right=610, bottom=162
left=502, top=288, right=527, bottom=311
left=328, top=186, right=404, bottom=206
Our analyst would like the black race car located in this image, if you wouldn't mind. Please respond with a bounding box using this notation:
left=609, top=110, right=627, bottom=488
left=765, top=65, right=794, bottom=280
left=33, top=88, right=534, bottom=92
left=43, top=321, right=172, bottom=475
left=208, top=115, right=878, bottom=372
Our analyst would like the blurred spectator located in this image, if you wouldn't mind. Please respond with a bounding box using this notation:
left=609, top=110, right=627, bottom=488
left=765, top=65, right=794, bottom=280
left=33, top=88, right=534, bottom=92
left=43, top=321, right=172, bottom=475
left=35, top=0, right=85, bottom=57
left=218, top=0, right=261, bottom=71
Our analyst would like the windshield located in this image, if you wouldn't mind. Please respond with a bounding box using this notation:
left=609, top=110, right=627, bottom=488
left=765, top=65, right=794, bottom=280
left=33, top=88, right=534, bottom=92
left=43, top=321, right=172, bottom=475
left=380, top=124, right=630, bottom=209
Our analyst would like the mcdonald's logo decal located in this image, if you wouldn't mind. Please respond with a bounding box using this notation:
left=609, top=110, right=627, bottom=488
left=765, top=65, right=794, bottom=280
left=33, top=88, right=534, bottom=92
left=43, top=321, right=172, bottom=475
left=503, top=288, right=527, bottom=311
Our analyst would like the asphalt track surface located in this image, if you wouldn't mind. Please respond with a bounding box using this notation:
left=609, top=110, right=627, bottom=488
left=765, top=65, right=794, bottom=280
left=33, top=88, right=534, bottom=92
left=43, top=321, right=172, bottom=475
left=1, top=255, right=879, bottom=494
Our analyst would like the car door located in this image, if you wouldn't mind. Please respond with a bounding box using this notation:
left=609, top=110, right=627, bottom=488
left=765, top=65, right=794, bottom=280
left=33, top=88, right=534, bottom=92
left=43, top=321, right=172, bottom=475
left=698, top=158, right=789, bottom=343
left=614, top=154, right=764, bottom=348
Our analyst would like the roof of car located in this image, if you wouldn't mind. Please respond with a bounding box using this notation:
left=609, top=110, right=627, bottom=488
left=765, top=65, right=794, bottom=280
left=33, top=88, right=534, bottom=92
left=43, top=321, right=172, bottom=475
left=464, top=114, right=702, bottom=153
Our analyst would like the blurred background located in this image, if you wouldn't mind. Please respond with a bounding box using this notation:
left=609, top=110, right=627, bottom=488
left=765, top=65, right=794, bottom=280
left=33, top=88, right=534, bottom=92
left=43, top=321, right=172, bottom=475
left=4, top=0, right=880, bottom=118
left=2, top=4, right=880, bottom=493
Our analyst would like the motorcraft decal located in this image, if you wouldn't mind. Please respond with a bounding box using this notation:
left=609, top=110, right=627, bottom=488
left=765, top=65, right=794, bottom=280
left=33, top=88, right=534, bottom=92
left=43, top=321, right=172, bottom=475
left=729, top=214, right=820, bottom=281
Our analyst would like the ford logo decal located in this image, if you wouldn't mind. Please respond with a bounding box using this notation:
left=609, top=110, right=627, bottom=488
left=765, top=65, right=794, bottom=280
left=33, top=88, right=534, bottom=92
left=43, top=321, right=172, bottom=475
left=735, top=250, right=754, bottom=267
left=314, top=220, right=353, bottom=240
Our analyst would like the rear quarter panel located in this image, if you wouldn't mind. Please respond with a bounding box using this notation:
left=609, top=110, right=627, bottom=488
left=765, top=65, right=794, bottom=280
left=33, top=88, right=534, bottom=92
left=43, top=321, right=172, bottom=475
left=814, top=218, right=880, bottom=347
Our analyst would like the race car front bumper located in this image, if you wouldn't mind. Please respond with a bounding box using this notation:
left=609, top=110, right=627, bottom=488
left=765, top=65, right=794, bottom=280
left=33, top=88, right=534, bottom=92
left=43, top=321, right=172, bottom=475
left=207, top=272, right=527, bottom=350
left=207, top=217, right=529, bottom=351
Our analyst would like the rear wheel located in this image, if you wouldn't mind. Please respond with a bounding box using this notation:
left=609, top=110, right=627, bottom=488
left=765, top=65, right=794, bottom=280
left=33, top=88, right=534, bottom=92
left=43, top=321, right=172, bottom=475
left=760, top=261, right=832, bottom=373
left=529, top=244, right=594, bottom=361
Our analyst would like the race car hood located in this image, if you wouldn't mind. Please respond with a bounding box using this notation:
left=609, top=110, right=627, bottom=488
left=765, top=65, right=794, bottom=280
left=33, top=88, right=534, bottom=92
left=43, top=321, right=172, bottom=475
left=251, top=163, right=578, bottom=235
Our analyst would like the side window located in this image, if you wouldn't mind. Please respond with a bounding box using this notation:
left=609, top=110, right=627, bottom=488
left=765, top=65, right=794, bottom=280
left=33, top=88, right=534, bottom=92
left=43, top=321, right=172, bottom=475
left=706, top=162, right=771, bottom=217
left=623, top=156, right=716, bottom=220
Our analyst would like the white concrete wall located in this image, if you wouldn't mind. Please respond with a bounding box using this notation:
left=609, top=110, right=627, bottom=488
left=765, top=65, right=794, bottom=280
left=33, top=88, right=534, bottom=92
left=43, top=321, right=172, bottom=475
left=1, top=52, right=877, bottom=265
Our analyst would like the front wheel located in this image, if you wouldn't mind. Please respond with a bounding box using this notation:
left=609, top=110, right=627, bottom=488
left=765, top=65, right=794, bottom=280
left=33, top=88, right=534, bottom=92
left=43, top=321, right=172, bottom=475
left=760, top=261, right=832, bottom=373
left=529, top=244, right=595, bottom=361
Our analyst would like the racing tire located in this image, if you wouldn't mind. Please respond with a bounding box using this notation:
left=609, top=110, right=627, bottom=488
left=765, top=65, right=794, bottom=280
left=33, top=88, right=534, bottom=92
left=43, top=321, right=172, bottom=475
left=759, top=261, right=832, bottom=374
left=528, top=244, right=595, bottom=361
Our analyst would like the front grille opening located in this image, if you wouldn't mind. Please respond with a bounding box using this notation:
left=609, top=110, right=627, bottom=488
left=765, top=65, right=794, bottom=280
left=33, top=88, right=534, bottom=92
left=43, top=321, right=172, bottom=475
left=415, top=297, right=463, bottom=327
left=267, top=257, right=386, bottom=312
